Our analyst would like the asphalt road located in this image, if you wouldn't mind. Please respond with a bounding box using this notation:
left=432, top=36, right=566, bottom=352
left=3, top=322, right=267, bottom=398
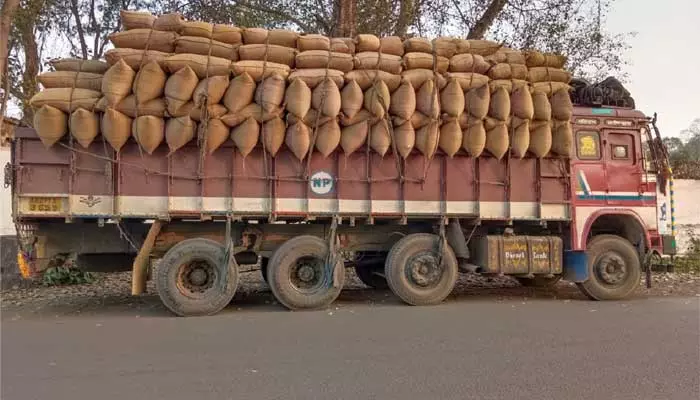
left=2, top=296, right=699, bottom=400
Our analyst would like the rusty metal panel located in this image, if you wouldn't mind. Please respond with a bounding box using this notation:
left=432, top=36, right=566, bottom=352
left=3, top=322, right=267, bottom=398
left=471, top=235, right=563, bottom=275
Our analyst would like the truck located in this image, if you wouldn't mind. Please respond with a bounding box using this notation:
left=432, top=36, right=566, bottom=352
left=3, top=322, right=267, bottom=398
left=6, top=100, right=676, bottom=316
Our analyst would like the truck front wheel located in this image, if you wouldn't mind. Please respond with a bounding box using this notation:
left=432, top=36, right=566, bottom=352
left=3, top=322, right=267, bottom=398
left=577, top=235, right=641, bottom=300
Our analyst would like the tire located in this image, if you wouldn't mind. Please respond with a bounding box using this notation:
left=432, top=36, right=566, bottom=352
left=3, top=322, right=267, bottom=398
left=267, top=236, right=345, bottom=310
left=354, top=263, right=388, bottom=289
left=516, top=275, right=562, bottom=288
left=260, top=257, right=269, bottom=284
left=577, top=235, right=641, bottom=301
left=156, top=238, right=239, bottom=317
left=384, top=233, right=458, bottom=306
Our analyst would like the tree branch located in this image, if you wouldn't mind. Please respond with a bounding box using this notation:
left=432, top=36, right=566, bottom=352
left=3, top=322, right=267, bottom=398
left=236, top=0, right=315, bottom=32
left=467, top=0, right=508, bottom=39
left=68, top=0, right=89, bottom=59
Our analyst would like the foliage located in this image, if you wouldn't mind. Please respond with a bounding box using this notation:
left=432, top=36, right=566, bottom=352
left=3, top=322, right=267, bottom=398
left=42, top=265, right=95, bottom=285
left=663, top=118, right=700, bottom=179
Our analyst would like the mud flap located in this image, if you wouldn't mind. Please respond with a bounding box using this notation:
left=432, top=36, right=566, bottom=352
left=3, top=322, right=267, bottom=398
left=563, top=250, right=588, bottom=282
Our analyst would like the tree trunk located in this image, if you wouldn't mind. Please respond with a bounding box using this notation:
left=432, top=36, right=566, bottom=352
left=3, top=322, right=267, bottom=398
left=467, top=0, right=507, bottom=40
left=394, top=0, right=415, bottom=37
left=332, top=0, right=357, bottom=37
left=20, top=22, right=39, bottom=125
left=69, top=0, right=89, bottom=59
left=0, top=0, right=20, bottom=85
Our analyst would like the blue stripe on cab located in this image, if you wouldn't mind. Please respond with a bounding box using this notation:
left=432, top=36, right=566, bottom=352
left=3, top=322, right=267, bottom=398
left=576, top=194, right=656, bottom=201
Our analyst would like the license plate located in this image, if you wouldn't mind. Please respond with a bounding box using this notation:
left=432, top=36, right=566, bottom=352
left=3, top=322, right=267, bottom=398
left=27, top=197, right=63, bottom=213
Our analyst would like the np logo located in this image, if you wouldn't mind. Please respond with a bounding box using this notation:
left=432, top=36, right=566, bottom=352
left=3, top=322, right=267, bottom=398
left=309, top=171, right=334, bottom=195
left=79, top=195, right=102, bottom=208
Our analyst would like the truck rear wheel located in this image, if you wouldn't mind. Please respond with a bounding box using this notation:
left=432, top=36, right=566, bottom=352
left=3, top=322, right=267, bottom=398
left=577, top=235, right=641, bottom=300
left=385, top=233, right=458, bottom=306
left=268, top=235, right=345, bottom=310
left=156, top=238, right=239, bottom=317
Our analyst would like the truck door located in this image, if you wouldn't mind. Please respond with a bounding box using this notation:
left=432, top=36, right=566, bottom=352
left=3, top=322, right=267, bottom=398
left=602, top=130, right=647, bottom=205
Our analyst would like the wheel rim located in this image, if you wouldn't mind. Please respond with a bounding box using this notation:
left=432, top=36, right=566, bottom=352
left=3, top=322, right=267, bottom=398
left=176, top=259, right=218, bottom=299
left=405, top=251, right=442, bottom=289
left=594, top=251, right=628, bottom=286
left=290, top=256, right=325, bottom=293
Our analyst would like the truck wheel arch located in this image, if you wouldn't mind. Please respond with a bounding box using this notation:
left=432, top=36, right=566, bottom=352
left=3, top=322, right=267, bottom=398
left=581, top=210, right=650, bottom=254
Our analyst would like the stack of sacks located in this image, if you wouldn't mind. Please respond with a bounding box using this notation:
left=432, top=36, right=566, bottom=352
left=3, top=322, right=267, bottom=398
left=232, top=27, right=297, bottom=81
left=31, top=59, right=108, bottom=147
left=451, top=52, right=490, bottom=158
left=525, top=50, right=573, bottom=156
left=345, top=34, right=402, bottom=91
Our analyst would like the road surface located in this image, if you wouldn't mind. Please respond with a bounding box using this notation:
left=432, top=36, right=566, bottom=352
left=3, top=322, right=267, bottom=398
left=2, top=294, right=699, bottom=400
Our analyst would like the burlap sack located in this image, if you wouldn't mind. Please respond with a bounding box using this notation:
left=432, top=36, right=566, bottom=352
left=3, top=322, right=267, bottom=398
left=364, top=80, right=390, bottom=119
left=510, top=119, right=530, bottom=159
left=380, top=36, right=404, bottom=56
left=102, top=59, right=136, bottom=106
left=355, top=34, right=380, bottom=53
left=285, top=78, right=311, bottom=118
left=101, top=108, right=132, bottom=151
left=29, top=88, right=101, bottom=113
left=132, top=115, right=164, bottom=154
left=288, top=108, right=333, bottom=127
left=485, top=122, right=509, bottom=159
left=223, top=72, right=256, bottom=112
left=189, top=104, right=228, bottom=121
left=489, top=86, right=510, bottom=121
left=341, top=79, right=363, bottom=119
left=440, top=78, right=465, bottom=117
left=416, top=80, right=440, bottom=119
left=527, top=67, right=572, bottom=83
left=70, top=108, right=99, bottom=148
left=465, top=39, right=500, bottom=56
left=34, top=105, right=67, bottom=147
left=166, top=116, right=197, bottom=153
left=550, top=88, right=573, bottom=120
left=394, top=122, right=415, bottom=159
left=408, top=111, right=431, bottom=129
left=551, top=119, right=573, bottom=156
left=175, top=36, right=239, bottom=60
left=354, top=52, right=403, bottom=74
left=202, top=118, right=229, bottom=154
left=104, top=49, right=169, bottom=70
left=255, top=73, right=286, bottom=112
left=340, top=109, right=372, bottom=126
left=446, top=72, right=488, bottom=91
left=221, top=103, right=283, bottom=127
left=370, top=119, right=392, bottom=156
left=212, top=24, right=242, bottom=45
left=109, top=29, right=177, bottom=53
left=132, top=61, right=166, bottom=103
left=488, top=63, right=528, bottom=80
left=231, top=60, right=290, bottom=81
left=531, top=82, right=571, bottom=96
left=344, top=70, right=401, bottom=91
left=166, top=54, right=232, bottom=78
left=330, top=38, right=355, bottom=54
left=193, top=75, right=230, bottom=107
left=316, top=120, right=341, bottom=157
left=165, top=66, right=199, bottom=112
left=298, top=34, right=331, bottom=52
left=463, top=119, right=486, bottom=157
left=182, top=21, right=213, bottom=38
left=401, top=69, right=447, bottom=90
left=532, top=90, right=552, bottom=121
left=231, top=117, right=260, bottom=157
left=415, top=121, right=439, bottom=159
left=242, top=28, right=298, bottom=47
left=49, top=58, right=109, bottom=74
left=432, top=37, right=466, bottom=58
left=153, top=13, right=185, bottom=32
left=288, top=69, right=344, bottom=89
left=263, top=115, right=287, bottom=156
left=403, top=37, right=432, bottom=54
left=116, top=96, right=166, bottom=118
left=295, top=50, right=353, bottom=72
left=312, top=77, right=342, bottom=117
left=286, top=121, right=311, bottom=161
left=238, top=44, right=297, bottom=67
left=340, top=120, right=369, bottom=155
left=449, top=53, right=490, bottom=74
left=37, top=71, right=102, bottom=91
left=488, top=79, right=528, bottom=94
left=402, top=53, right=449, bottom=73
left=390, top=79, right=416, bottom=120
left=465, top=84, right=490, bottom=119
left=511, top=85, right=534, bottom=120
left=120, top=10, right=155, bottom=30
left=529, top=120, right=552, bottom=158
left=523, top=50, right=566, bottom=68
left=439, top=120, right=462, bottom=157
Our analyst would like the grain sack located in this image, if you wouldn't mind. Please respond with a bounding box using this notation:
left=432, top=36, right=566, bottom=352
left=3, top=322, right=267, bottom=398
left=34, top=105, right=67, bottom=147
left=344, top=70, right=401, bottom=91
left=389, top=79, right=416, bottom=120
left=511, top=119, right=530, bottom=159
left=446, top=72, right=488, bottom=91
left=485, top=122, right=509, bottom=160
left=231, top=60, right=290, bottom=81
left=242, top=28, right=298, bottom=47
left=312, top=78, right=342, bottom=117
left=70, top=108, right=99, bottom=148
left=331, top=38, right=355, bottom=54
left=109, top=29, right=177, bottom=53
left=132, top=61, right=166, bottom=103
left=449, top=53, right=490, bottom=74
left=485, top=48, right=525, bottom=65
left=238, top=44, right=297, bottom=67
left=341, top=79, right=363, bottom=119
left=403, top=37, right=432, bottom=54
left=189, top=104, right=228, bottom=121
left=488, top=79, right=528, bottom=94
left=355, top=34, right=380, bottom=52
left=101, top=108, right=132, bottom=152
left=223, top=72, right=256, bottom=112
left=370, top=119, right=391, bottom=156
left=551, top=119, right=573, bottom=156
left=132, top=115, right=164, bottom=155
left=120, top=10, right=155, bottom=30
left=531, top=81, right=571, bottom=96
left=104, top=49, right=169, bottom=70
left=511, top=85, right=534, bottom=120
left=529, top=120, right=552, bottom=158
left=550, top=88, right=573, bottom=120
left=285, top=78, right=311, bottom=118
left=102, top=59, right=136, bottom=106
left=440, top=78, right=465, bottom=117
left=166, top=116, right=197, bottom=153
left=364, top=80, right=390, bottom=119
left=465, top=84, right=490, bottom=119
left=316, top=120, right=341, bottom=157
left=527, top=67, right=572, bottom=83
left=416, top=80, right=440, bottom=119
left=523, top=50, right=566, bottom=68
left=29, top=88, right=101, bottom=113
left=262, top=116, right=286, bottom=156
left=380, top=36, right=404, bottom=56
left=432, top=37, right=458, bottom=58
left=340, top=120, right=368, bottom=156
left=466, top=39, right=500, bottom=56
left=37, top=71, right=102, bottom=91
left=532, top=90, right=552, bottom=121
left=254, top=74, right=286, bottom=112
left=408, top=111, right=431, bottom=130
left=394, top=122, right=415, bottom=159
left=182, top=21, right=213, bottom=38
left=288, top=108, right=333, bottom=127
left=402, top=69, right=447, bottom=90
left=489, top=86, right=510, bottom=121
left=175, top=36, right=239, bottom=60
left=231, top=117, right=260, bottom=157
left=415, top=121, right=439, bottom=159
left=402, top=53, right=449, bottom=73
left=165, top=66, right=199, bottom=112
left=463, top=120, right=486, bottom=157
left=285, top=121, right=311, bottom=161
left=242, top=28, right=267, bottom=44
left=295, top=50, right=353, bottom=72
left=288, top=69, right=344, bottom=89
left=439, top=120, right=462, bottom=157
left=340, top=109, right=372, bottom=126
left=166, top=54, right=232, bottom=78
left=354, top=52, right=403, bottom=74
left=49, top=58, right=109, bottom=74
left=212, top=24, right=242, bottom=45
left=298, top=34, right=331, bottom=52
left=488, top=63, right=527, bottom=80
left=116, top=96, right=166, bottom=118
left=221, top=103, right=283, bottom=127
left=153, top=13, right=185, bottom=32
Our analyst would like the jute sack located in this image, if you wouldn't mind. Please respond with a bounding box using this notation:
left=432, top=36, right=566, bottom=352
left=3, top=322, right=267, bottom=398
left=166, top=54, right=232, bottom=78
left=192, top=75, right=229, bottom=107
left=440, top=78, right=465, bottom=117
left=212, top=24, right=243, bottom=45
left=221, top=104, right=283, bottom=127
left=341, top=79, right=363, bottom=119
left=407, top=111, right=431, bottom=130
left=402, top=69, right=447, bottom=90
left=510, top=118, right=530, bottom=159
left=370, top=119, right=392, bottom=157
left=523, top=50, right=566, bottom=68
left=29, top=88, right=101, bottom=113
left=485, top=48, right=525, bottom=65
left=287, top=108, right=333, bottom=127
left=242, top=28, right=298, bottom=48
left=485, top=121, right=509, bottom=160
left=485, top=116, right=511, bottom=131
left=462, top=119, right=486, bottom=157
left=102, top=59, right=136, bottom=106
left=297, top=34, right=330, bottom=52
left=529, top=120, right=552, bottom=158
left=416, top=80, right=440, bottom=119
left=527, top=67, right=572, bottom=83
left=316, top=120, right=341, bottom=157
left=403, top=37, right=432, bottom=54
left=312, top=78, right=342, bottom=117
left=223, top=72, right=256, bottom=112
left=286, top=121, right=311, bottom=161
left=165, top=116, right=197, bottom=153
left=101, top=108, right=132, bottom=151
left=402, top=53, right=449, bottom=73
left=330, top=38, right=354, bottom=54
left=551, top=119, right=573, bottom=156
left=344, top=70, right=401, bottom=91
left=104, top=49, right=169, bottom=70
left=465, top=39, right=501, bottom=56
left=488, top=86, right=510, bottom=121
left=390, top=79, right=416, bottom=120
left=37, top=71, right=103, bottom=91
left=49, top=58, right=109, bottom=74
left=489, top=79, right=528, bottom=94
left=181, top=21, right=213, bottom=38
left=531, top=82, right=571, bottom=96
left=70, top=108, right=99, bottom=148
left=34, top=105, right=67, bottom=147
left=415, top=121, right=439, bottom=159
left=189, top=104, right=228, bottom=122
left=394, top=122, right=416, bottom=159
left=132, top=115, right=164, bottom=155
left=239, top=44, right=297, bottom=67
left=231, top=117, right=260, bottom=157
left=465, top=84, right=490, bottom=119
left=380, top=36, right=404, bottom=56
left=354, top=52, right=403, bottom=74
left=254, top=74, right=286, bottom=112
left=116, top=96, right=166, bottom=118
left=120, top=10, right=155, bottom=30
left=152, top=13, right=185, bottom=32
left=364, top=80, right=390, bottom=119
left=532, top=90, right=552, bottom=121
left=446, top=72, right=488, bottom=91
left=262, top=116, right=287, bottom=156
left=340, top=109, right=372, bottom=126
left=439, top=120, right=462, bottom=158
left=132, top=61, right=166, bottom=103
left=488, top=63, right=528, bottom=80
left=296, top=50, right=353, bottom=72
left=231, top=60, right=290, bottom=81
left=432, top=37, right=463, bottom=58
left=288, top=69, right=344, bottom=89
left=165, top=66, right=199, bottom=112
left=341, top=120, right=369, bottom=156
left=550, top=88, right=573, bottom=120
left=511, top=85, right=534, bottom=120
left=285, top=78, right=311, bottom=118
left=109, top=29, right=177, bottom=53
left=355, top=34, right=380, bottom=53
left=449, top=53, right=490, bottom=74
left=175, top=36, right=239, bottom=60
